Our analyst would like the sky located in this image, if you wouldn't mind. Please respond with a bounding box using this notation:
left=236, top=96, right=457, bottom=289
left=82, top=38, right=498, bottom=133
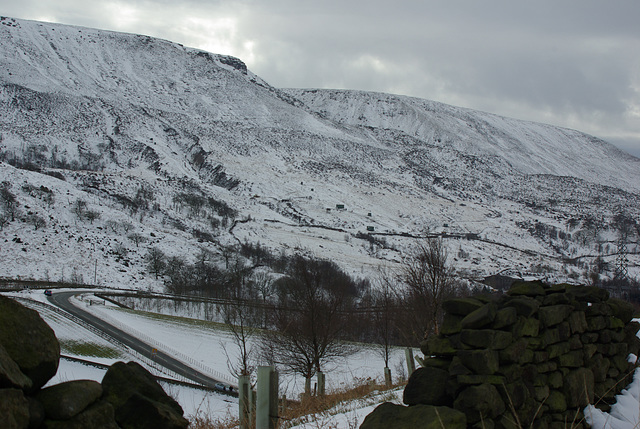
left=2, top=0, right=640, bottom=157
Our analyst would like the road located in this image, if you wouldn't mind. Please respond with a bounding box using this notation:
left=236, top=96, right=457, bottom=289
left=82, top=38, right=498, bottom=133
left=47, top=291, right=228, bottom=390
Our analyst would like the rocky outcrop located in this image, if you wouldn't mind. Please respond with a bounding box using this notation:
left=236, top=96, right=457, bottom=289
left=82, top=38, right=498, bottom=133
left=0, top=296, right=189, bottom=429
left=362, top=282, right=640, bottom=429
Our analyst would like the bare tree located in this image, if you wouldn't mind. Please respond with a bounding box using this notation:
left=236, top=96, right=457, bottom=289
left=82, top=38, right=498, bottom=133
left=26, top=214, right=46, bottom=230
left=128, top=233, right=146, bottom=247
left=372, top=268, right=400, bottom=375
left=145, top=247, right=166, bottom=279
left=0, top=182, right=18, bottom=221
left=400, top=236, right=458, bottom=341
left=84, top=210, right=101, bottom=224
left=105, top=220, right=120, bottom=234
left=73, top=199, right=87, bottom=220
left=220, top=280, right=261, bottom=378
left=266, top=256, right=356, bottom=395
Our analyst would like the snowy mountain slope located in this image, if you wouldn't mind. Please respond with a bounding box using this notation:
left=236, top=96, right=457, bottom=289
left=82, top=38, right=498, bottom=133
left=0, top=16, right=639, bottom=288
left=285, top=88, right=640, bottom=193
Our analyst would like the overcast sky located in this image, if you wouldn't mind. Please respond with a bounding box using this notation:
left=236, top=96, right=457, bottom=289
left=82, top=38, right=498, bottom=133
left=2, top=0, right=640, bottom=157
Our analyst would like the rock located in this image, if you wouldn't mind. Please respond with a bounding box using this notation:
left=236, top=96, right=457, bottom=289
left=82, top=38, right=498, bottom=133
left=442, top=298, right=484, bottom=316
left=403, top=367, right=451, bottom=406
left=607, top=298, right=635, bottom=324
left=43, top=400, right=118, bottom=429
left=115, top=392, right=190, bottom=429
left=563, top=368, right=594, bottom=408
left=538, top=305, right=573, bottom=327
left=453, top=383, right=505, bottom=423
left=493, top=307, right=518, bottom=330
left=0, top=388, right=30, bottom=429
left=0, top=342, right=32, bottom=391
left=461, top=303, right=497, bottom=329
left=102, top=361, right=188, bottom=429
left=458, top=350, right=499, bottom=375
left=0, top=296, right=60, bottom=392
left=37, top=379, right=103, bottom=420
left=505, top=297, right=540, bottom=318
left=440, top=313, right=464, bottom=335
left=27, top=396, right=45, bottom=429
left=460, top=329, right=512, bottom=350
left=360, top=402, right=466, bottom=429
left=424, top=336, right=457, bottom=356
left=507, top=281, right=546, bottom=297
left=547, top=391, right=567, bottom=413
left=568, top=311, right=588, bottom=334
left=565, top=286, right=609, bottom=302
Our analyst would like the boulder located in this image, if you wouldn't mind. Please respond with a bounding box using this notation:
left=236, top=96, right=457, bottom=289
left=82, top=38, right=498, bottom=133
left=0, top=342, right=32, bottom=391
left=458, top=349, right=499, bottom=375
left=0, top=388, right=30, bottom=429
left=565, top=286, right=609, bottom=302
left=442, top=298, right=484, bottom=316
left=460, top=329, right=512, bottom=350
left=507, top=281, right=546, bottom=297
left=453, top=383, right=505, bottom=423
left=403, top=367, right=451, bottom=406
left=492, top=307, right=518, bottom=330
left=0, top=296, right=60, bottom=392
left=115, top=392, right=190, bottom=429
left=102, top=361, right=188, bottom=429
left=461, top=303, right=497, bottom=329
left=360, top=402, right=466, bottom=429
left=43, top=400, right=118, bottom=429
left=607, top=298, right=635, bottom=324
left=538, top=305, right=573, bottom=328
left=37, top=379, right=103, bottom=420
left=563, top=368, right=594, bottom=408
left=505, top=297, right=540, bottom=318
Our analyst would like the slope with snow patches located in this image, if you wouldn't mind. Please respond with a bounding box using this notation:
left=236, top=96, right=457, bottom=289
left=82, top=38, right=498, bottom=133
left=0, top=16, right=639, bottom=286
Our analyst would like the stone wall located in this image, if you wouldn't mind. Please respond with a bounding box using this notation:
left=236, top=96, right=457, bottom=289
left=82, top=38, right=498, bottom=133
left=0, top=295, right=189, bottom=429
left=362, top=282, right=640, bottom=429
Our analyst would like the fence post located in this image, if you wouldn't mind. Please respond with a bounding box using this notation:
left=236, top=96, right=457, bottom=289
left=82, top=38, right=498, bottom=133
left=256, top=366, right=278, bottom=429
left=239, top=375, right=251, bottom=429
left=405, top=347, right=415, bottom=376
left=317, top=371, right=325, bottom=396
left=384, top=366, right=392, bottom=387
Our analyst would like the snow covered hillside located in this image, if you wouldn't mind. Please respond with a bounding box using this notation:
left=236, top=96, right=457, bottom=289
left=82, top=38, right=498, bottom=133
left=0, top=16, right=639, bottom=288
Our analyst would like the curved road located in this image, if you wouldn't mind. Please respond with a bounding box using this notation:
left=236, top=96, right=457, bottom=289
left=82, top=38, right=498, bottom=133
left=47, top=291, right=228, bottom=390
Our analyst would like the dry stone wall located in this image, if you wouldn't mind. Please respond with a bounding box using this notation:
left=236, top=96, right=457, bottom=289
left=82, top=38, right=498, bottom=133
left=361, top=282, right=640, bottom=429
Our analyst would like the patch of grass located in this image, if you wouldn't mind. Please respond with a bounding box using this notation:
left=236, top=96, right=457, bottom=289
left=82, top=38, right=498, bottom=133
left=115, top=307, right=229, bottom=330
left=60, top=340, right=123, bottom=358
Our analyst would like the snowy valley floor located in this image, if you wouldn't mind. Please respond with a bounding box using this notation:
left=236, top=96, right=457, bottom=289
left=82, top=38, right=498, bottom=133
left=5, top=288, right=640, bottom=428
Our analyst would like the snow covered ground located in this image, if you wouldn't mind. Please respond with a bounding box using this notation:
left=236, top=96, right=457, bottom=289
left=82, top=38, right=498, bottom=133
left=6, top=288, right=640, bottom=428
left=7, top=288, right=406, bottom=425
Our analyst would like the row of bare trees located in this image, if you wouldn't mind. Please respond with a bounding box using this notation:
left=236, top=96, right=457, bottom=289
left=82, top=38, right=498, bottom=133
left=214, top=237, right=464, bottom=394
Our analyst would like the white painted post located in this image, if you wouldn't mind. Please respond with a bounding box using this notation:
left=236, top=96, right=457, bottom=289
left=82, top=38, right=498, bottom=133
left=256, top=366, right=278, bottom=429
left=405, top=347, right=416, bottom=376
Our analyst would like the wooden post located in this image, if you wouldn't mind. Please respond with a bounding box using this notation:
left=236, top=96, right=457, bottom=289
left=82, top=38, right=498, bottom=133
left=405, top=347, right=415, bottom=376
left=317, top=371, right=325, bottom=396
left=256, top=366, right=278, bottom=429
left=384, top=366, right=392, bottom=387
left=238, top=375, right=251, bottom=429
